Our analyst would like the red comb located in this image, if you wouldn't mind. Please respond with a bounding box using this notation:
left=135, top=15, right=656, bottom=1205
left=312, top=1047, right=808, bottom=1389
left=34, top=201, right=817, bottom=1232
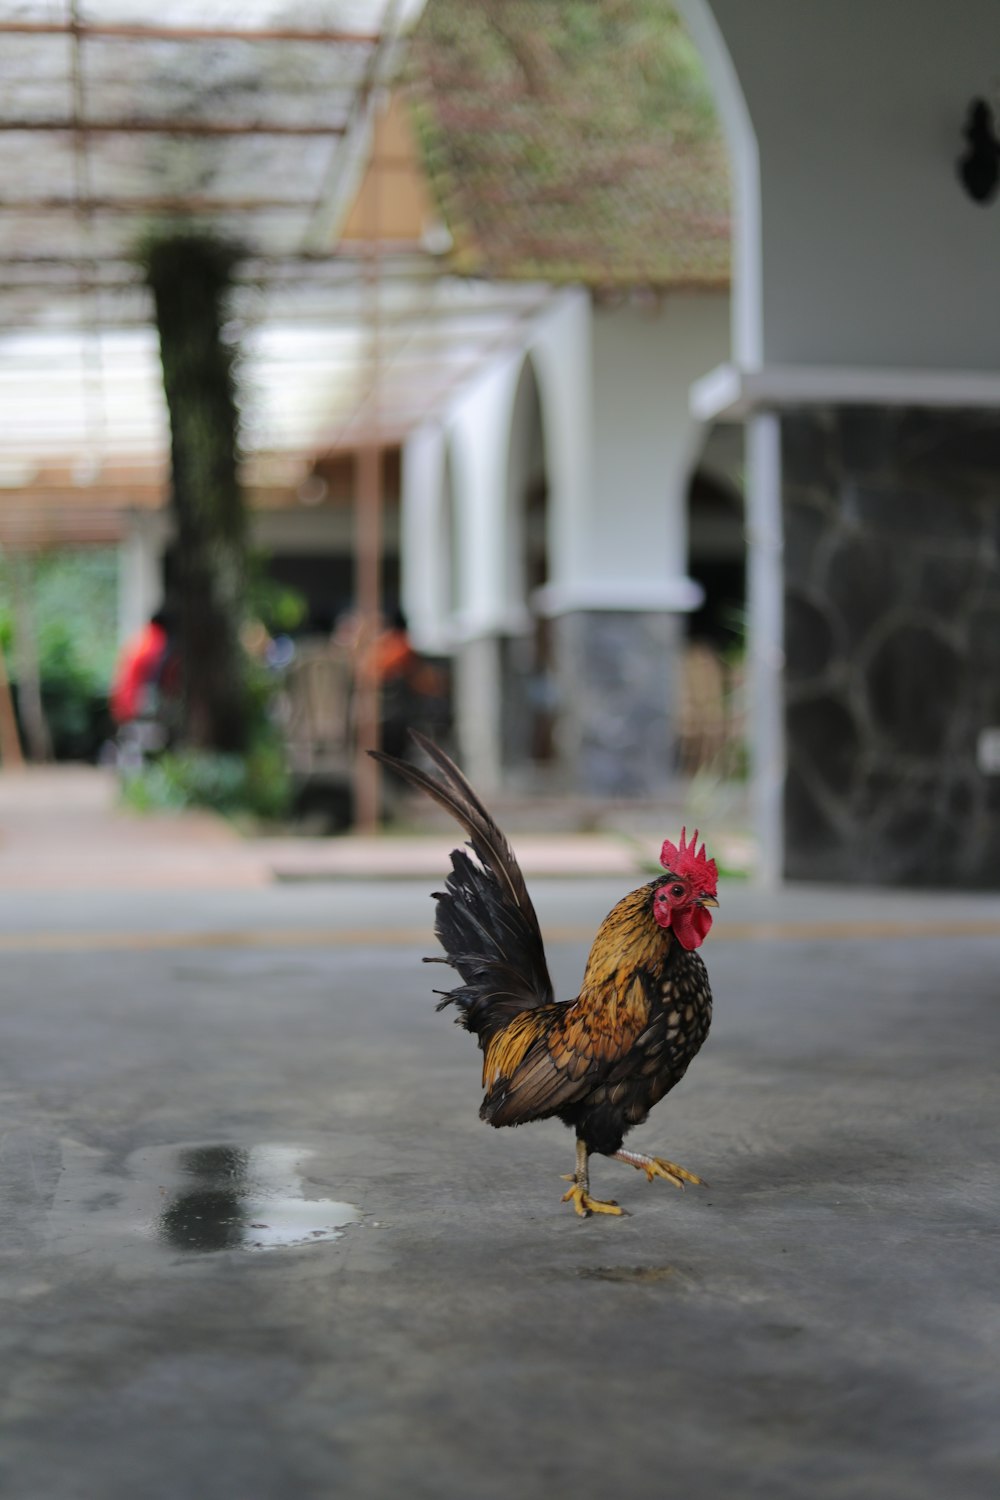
left=659, top=827, right=718, bottom=890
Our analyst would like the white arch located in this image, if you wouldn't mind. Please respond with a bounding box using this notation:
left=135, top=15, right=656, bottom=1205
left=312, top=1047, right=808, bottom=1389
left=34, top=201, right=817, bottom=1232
left=504, top=352, right=548, bottom=620
left=676, top=0, right=762, bottom=370
left=520, top=290, right=592, bottom=599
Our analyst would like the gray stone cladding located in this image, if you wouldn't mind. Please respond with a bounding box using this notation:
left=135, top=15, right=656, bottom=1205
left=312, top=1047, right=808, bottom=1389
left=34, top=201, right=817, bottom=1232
left=782, top=405, right=1000, bottom=885
left=553, top=609, right=680, bottom=798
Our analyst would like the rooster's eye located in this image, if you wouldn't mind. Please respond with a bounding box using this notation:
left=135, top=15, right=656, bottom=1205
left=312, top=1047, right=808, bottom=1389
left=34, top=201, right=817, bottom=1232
left=670, top=884, right=684, bottom=898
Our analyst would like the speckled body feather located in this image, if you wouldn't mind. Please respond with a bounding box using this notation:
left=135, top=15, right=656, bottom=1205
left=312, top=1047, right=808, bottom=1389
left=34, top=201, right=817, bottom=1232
left=478, top=882, right=712, bottom=1155
left=371, top=734, right=714, bottom=1162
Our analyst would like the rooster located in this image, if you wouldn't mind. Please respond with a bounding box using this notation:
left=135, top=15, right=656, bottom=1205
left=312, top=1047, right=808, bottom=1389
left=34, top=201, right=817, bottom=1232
left=371, top=734, right=719, bottom=1217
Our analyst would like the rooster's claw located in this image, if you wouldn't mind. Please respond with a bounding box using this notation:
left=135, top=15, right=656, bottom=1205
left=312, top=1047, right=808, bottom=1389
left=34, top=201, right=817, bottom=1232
left=561, top=1180, right=625, bottom=1218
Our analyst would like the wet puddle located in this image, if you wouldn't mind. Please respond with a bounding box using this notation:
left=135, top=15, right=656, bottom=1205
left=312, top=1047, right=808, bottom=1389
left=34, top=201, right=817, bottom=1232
left=48, top=1141, right=360, bottom=1261
left=156, top=1144, right=359, bottom=1253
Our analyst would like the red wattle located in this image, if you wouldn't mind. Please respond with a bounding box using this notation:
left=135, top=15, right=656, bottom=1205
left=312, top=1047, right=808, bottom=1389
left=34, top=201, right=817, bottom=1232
left=670, top=904, right=713, bottom=951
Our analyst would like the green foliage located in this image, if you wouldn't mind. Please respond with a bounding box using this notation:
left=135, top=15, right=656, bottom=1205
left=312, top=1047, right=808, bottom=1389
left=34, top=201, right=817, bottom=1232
left=0, top=548, right=118, bottom=757
left=121, top=730, right=291, bottom=822
left=39, top=618, right=101, bottom=694
left=718, top=603, right=748, bottom=668
left=0, top=548, right=118, bottom=687
left=242, top=733, right=293, bottom=820
left=38, top=618, right=103, bottom=746
left=34, top=550, right=119, bottom=684
left=247, top=556, right=308, bottom=635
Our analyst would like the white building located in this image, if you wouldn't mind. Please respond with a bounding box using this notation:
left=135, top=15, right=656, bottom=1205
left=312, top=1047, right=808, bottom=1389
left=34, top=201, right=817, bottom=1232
left=397, top=0, right=739, bottom=797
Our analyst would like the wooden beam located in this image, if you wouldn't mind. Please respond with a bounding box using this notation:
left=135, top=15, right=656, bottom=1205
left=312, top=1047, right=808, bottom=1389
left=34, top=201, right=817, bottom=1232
left=0, top=196, right=319, bottom=214
left=353, top=441, right=382, bottom=833
left=0, top=21, right=381, bottom=45
left=0, top=119, right=348, bottom=138
left=352, top=133, right=385, bottom=835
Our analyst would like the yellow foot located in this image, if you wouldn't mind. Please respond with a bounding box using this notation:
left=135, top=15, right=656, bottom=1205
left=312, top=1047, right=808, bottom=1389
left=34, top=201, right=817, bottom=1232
left=560, top=1177, right=625, bottom=1218
left=614, top=1150, right=707, bottom=1190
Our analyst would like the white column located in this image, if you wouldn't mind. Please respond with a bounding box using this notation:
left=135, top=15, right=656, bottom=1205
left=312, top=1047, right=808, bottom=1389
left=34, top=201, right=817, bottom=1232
left=117, top=511, right=162, bottom=643
left=444, top=353, right=523, bottom=790
left=453, top=635, right=503, bottom=794
left=447, top=355, right=520, bottom=635
left=400, top=423, right=450, bottom=654
left=746, top=411, right=784, bottom=888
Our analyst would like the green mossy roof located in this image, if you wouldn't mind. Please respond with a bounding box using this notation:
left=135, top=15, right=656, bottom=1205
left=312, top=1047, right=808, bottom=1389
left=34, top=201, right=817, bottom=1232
left=406, top=0, right=730, bottom=289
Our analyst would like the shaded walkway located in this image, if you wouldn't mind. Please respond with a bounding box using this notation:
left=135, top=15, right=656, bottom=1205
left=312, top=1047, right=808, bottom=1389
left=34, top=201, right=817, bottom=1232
left=0, top=765, right=751, bottom=889
left=0, top=767, right=265, bottom=891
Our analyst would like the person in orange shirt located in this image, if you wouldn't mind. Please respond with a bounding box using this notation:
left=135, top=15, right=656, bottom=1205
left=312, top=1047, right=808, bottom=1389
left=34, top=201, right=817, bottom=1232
left=365, top=608, right=418, bottom=687
left=361, top=609, right=449, bottom=759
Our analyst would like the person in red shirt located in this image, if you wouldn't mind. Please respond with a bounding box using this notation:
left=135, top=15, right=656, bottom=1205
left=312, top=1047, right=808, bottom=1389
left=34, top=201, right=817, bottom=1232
left=109, top=610, right=171, bottom=726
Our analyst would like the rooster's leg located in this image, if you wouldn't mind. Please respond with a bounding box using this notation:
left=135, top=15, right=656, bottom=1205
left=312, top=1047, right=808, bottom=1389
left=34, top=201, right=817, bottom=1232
left=561, top=1138, right=624, bottom=1217
left=613, top=1149, right=707, bottom=1190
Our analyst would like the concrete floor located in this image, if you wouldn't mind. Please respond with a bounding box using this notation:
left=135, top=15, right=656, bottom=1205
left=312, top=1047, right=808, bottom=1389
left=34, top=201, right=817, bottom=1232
left=1, top=872, right=999, bottom=1499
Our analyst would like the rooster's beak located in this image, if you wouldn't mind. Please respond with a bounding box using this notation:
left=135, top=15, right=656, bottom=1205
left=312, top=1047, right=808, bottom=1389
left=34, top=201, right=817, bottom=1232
left=698, top=895, right=719, bottom=908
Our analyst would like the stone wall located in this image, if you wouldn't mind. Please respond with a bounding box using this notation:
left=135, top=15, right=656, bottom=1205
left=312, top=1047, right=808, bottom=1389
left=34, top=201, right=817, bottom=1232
left=553, top=610, right=680, bottom=797
left=782, top=405, right=1000, bottom=886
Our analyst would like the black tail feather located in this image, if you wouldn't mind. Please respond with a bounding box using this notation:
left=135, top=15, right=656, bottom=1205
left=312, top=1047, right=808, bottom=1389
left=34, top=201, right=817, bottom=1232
left=369, top=735, right=554, bottom=1039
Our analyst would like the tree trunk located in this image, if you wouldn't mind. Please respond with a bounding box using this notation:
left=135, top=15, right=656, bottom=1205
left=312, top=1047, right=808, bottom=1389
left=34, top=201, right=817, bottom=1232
left=144, top=234, right=248, bottom=753
left=0, top=607, right=25, bottom=769
left=8, top=554, right=51, bottom=763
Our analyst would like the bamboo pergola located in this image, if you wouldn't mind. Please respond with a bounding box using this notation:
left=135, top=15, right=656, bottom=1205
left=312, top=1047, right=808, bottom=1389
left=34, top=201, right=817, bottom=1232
left=0, top=2, right=552, bottom=816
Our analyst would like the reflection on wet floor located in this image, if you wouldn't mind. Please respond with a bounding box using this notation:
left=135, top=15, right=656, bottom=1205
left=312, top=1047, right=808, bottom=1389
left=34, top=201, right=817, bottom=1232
left=159, top=1145, right=252, bottom=1253
left=157, top=1144, right=359, bottom=1253
left=45, top=1140, right=359, bottom=1261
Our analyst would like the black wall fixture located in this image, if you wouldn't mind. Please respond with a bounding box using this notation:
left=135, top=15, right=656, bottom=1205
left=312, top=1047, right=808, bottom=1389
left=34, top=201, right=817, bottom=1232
left=958, top=97, right=1000, bottom=203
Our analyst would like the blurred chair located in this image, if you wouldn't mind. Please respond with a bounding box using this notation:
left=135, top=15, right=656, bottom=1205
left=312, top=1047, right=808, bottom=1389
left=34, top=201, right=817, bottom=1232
left=677, top=642, right=732, bottom=775
left=279, top=641, right=354, bottom=777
